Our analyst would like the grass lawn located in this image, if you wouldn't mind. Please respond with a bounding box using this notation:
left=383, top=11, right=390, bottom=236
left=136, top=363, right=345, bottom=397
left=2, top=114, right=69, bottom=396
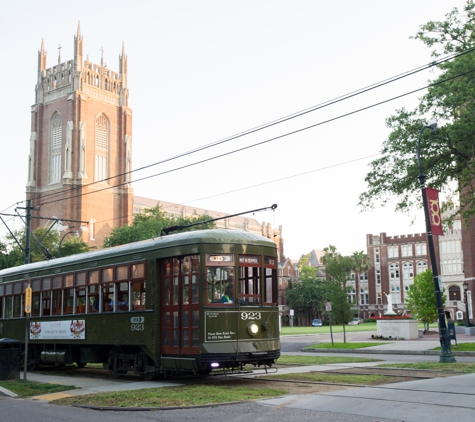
left=52, top=384, right=285, bottom=408
left=0, top=379, right=77, bottom=398
left=379, top=362, right=475, bottom=373
left=431, top=343, right=475, bottom=352
left=281, top=323, right=376, bottom=335
left=264, top=372, right=394, bottom=385
left=304, top=342, right=388, bottom=350
left=281, top=322, right=439, bottom=336
left=277, top=355, right=382, bottom=365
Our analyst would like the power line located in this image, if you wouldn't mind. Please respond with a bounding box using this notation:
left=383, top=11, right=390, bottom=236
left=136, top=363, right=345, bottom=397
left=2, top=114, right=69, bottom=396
left=91, top=152, right=382, bottom=227
left=21, top=48, right=472, bottom=208
left=37, top=65, right=475, bottom=208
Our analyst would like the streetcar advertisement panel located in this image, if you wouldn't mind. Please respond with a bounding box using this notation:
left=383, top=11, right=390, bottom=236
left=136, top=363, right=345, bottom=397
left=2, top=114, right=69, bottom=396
left=29, top=320, right=86, bottom=340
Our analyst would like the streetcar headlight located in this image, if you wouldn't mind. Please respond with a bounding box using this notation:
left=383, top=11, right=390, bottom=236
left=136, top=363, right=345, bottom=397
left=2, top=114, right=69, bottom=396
left=247, top=322, right=259, bottom=336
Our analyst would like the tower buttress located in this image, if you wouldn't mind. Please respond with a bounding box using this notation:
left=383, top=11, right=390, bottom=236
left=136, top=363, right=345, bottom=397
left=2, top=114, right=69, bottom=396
left=38, top=39, right=47, bottom=81
left=74, top=22, right=83, bottom=72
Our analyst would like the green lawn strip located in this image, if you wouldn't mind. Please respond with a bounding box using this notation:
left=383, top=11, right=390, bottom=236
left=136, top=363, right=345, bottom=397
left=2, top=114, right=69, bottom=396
left=378, top=362, right=475, bottom=373
left=261, top=372, right=396, bottom=385
left=280, top=323, right=438, bottom=336
left=431, top=343, right=475, bottom=352
left=0, top=379, right=77, bottom=398
left=276, top=355, right=381, bottom=365
left=52, top=384, right=285, bottom=408
left=304, top=342, right=388, bottom=349
left=281, top=324, right=374, bottom=335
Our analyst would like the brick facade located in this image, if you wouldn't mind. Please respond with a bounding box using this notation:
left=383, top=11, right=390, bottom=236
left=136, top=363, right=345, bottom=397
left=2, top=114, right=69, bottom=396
left=26, top=25, right=133, bottom=248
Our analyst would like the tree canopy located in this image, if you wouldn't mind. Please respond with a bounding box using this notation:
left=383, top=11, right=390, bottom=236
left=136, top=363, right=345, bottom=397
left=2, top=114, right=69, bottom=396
left=405, top=269, right=446, bottom=331
left=103, top=206, right=216, bottom=247
left=320, top=246, right=354, bottom=342
left=2, top=227, right=89, bottom=268
left=358, top=2, right=475, bottom=225
left=285, top=255, right=329, bottom=322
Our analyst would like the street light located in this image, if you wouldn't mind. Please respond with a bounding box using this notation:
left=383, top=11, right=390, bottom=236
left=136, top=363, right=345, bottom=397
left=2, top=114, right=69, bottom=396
left=463, top=281, right=470, bottom=327
left=417, top=122, right=455, bottom=362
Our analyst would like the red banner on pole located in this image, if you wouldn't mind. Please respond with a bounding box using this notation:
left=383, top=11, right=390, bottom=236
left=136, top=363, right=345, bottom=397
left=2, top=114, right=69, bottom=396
left=425, top=187, right=444, bottom=236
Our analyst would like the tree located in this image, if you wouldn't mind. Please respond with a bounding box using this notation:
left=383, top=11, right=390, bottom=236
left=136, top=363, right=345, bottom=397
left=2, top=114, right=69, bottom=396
left=325, top=280, right=353, bottom=329
left=358, top=3, right=475, bottom=225
left=405, top=269, right=446, bottom=332
left=321, top=245, right=354, bottom=342
left=285, top=255, right=329, bottom=324
left=104, top=206, right=216, bottom=247
left=3, top=227, right=89, bottom=268
left=58, top=236, right=90, bottom=257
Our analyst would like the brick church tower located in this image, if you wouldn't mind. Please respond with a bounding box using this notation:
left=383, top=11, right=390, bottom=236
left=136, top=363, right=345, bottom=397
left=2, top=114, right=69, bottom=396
left=26, top=24, right=133, bottom=248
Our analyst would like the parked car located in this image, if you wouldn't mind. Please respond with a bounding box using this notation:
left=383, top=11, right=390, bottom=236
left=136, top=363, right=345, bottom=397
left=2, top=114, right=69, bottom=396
left=348, top=317, right=364, bottom=325
left=311, top=318, right=323, bottom=327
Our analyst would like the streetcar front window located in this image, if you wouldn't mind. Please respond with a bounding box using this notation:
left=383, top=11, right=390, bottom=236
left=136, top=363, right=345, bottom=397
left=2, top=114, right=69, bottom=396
left=206, top=266, right=234, bottom=304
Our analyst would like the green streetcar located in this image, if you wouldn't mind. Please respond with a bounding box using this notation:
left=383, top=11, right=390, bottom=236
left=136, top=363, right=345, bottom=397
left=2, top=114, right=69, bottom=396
left=0, top=229, right=280, bottom=379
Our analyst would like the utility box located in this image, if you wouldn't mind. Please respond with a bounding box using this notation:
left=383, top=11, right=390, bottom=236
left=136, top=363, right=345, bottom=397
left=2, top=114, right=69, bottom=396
left=0, top=338, right=21, bottom=380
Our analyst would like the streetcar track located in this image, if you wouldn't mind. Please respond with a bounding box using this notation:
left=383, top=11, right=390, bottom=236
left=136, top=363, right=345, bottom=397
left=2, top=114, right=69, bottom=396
left=234, top=373, right=475, bottom=398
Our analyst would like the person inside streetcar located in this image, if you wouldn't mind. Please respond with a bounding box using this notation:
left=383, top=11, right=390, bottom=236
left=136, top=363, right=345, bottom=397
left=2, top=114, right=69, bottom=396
left=221, top=285, right=234, bottom=303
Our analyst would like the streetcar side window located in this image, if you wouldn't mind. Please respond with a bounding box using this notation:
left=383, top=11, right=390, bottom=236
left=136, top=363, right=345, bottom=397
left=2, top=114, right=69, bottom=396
left=12, top=281, right=22, bottom=317
left=239, top=255, right=260, bottom=305
left=0, top=261, right=147, bottom=318
left=31, top=279, right=41, bottom=317
left=0, top=284, right=3, bottom=318
left=264, top=256, right=278, bottom=305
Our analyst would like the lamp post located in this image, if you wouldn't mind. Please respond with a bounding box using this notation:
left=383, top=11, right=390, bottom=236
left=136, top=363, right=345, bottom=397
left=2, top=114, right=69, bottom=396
left=463, top=281, right=470, bottom=327
left=57, top=230, right=79, bottom=257
left=417, top=122, right=455, bottom=363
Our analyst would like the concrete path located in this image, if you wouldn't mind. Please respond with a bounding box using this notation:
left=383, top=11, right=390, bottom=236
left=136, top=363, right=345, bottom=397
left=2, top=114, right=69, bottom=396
left=258, top=373, right=475, bottom=422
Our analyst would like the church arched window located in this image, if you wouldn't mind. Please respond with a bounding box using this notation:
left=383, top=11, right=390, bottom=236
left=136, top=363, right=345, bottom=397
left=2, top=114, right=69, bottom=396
left=94, top=114, right=109, bottom=182
left=50, top=112, right=62, bottom=184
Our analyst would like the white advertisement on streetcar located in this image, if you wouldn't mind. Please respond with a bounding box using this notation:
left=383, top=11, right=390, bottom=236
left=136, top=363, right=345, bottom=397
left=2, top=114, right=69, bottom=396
left=29, top=320, right=86, bottom=340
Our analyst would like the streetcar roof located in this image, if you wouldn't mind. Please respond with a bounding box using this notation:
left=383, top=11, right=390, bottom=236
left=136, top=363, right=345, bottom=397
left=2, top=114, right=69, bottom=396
left=0, top=229, right=277, bottom=280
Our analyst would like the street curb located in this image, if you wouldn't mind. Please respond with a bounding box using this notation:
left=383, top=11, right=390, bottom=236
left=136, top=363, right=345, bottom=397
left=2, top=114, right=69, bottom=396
left=303, top=348, right=475, bottom=356
left=0, top=386, right=18, bottom=398
left=73, top=400, right=245, bottom=412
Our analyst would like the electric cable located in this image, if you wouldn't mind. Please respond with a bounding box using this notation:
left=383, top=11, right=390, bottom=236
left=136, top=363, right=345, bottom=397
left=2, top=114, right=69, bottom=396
left=21, top=48, right=474, bottom=208
left=37, top=65, right=475, bottom=208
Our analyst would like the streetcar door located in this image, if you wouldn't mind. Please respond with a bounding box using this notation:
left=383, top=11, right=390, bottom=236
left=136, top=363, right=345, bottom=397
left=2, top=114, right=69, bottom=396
left=161, top=255, right=200, bottom=355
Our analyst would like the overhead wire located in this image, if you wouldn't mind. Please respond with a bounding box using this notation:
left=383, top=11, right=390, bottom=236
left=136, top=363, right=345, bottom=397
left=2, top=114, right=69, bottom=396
left=20, top=47, right=475, bottom=209
left=36, top=64, right=475, bottom=208
left=91, top=153, right=382, bottom=227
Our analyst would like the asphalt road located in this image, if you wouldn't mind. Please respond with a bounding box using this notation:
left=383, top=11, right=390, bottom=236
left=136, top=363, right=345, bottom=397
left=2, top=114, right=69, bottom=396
left=2, top=333, right=475, bottom=422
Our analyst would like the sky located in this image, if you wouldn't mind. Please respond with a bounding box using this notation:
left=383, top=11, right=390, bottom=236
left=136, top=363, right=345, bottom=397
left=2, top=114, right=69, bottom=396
left=0, top=1, right=468, bottom=259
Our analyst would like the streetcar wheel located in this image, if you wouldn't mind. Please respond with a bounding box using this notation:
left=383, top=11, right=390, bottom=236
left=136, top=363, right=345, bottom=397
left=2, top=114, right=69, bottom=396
left=198, top=365, right=212, bottom=376
left=140, top=370, right=160, bottom=381
left=76, top=361, right=87, bottom=368
left=20, top=354, right=38, bottom=371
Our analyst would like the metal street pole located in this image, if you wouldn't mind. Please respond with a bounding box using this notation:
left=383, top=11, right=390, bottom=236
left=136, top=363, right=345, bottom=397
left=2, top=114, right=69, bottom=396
left=463, top=281, right=470, bottom=327
left=417, top=123, right=455, bottom=363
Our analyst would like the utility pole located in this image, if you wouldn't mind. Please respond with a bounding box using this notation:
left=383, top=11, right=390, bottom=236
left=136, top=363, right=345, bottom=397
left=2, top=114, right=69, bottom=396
left=24, top=199, right=32, bottom=264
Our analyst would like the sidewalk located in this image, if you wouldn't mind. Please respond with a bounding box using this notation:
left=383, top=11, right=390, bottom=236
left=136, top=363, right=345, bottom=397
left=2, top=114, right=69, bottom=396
left=1, top=332, right=474, bottom=402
